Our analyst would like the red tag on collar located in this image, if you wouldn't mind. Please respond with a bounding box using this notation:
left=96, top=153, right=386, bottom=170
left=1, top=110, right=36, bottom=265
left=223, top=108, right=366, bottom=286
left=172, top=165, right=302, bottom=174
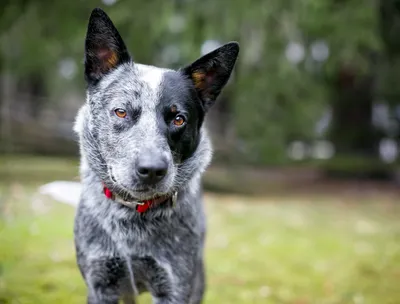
left=103, top=186, right=113, bottom=199
left=103, top=185, right=153, bottom=213
left=136, top=200, right=152, bottom=213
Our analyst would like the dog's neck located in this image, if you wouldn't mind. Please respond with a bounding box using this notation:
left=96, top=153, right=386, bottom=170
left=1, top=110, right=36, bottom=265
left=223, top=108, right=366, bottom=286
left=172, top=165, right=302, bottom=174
left=101, top=184, right=177, bottom=213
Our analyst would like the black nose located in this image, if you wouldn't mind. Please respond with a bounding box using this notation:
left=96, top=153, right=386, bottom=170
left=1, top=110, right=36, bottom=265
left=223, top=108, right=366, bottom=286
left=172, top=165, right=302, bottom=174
left=136, top=154, right=168, bottom=184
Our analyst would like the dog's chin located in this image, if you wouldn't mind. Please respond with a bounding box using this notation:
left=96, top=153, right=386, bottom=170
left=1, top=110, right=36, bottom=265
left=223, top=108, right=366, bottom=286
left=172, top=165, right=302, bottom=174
left=113, top=183, right=173, bottom=201
left=130, top=190, right=170, bottom=201
left=108, top=169, right=173, bottom=200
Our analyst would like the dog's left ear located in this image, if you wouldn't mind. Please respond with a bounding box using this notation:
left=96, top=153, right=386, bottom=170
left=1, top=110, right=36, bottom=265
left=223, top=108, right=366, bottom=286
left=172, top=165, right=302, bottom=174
left=182, top=42, right=239, bottom=110
left=84, top=8, right=131, bottom=85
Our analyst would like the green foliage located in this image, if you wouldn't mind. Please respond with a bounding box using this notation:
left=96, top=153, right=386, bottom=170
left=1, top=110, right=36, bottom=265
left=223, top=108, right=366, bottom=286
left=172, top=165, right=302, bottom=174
left=0, top=0, right=381, bottom=165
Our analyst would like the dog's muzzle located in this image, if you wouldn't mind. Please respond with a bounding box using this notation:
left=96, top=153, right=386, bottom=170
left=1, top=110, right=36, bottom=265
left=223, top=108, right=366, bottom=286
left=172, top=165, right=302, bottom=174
left=103, top=185, right=177, bottom=213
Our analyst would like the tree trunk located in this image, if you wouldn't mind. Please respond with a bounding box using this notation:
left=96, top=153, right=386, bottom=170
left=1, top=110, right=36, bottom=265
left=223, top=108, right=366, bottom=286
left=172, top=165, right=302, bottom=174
left=16, top=71, right=46, bottom=119
left=0, top=73, right=15, bottom=153
left=325, top=54, right=389, bottom=179
left=379, top=0, right=400, bottom=142
left=328, top=63, right=376, bottom=156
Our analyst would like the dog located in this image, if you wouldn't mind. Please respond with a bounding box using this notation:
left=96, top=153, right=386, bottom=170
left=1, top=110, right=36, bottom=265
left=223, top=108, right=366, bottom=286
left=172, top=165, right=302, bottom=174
left=73, top=7, right=239, bottom=304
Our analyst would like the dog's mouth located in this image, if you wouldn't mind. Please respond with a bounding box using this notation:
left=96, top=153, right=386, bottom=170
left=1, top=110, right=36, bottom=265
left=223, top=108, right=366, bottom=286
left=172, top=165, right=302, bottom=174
left=108, top=167, right=170, bottom=201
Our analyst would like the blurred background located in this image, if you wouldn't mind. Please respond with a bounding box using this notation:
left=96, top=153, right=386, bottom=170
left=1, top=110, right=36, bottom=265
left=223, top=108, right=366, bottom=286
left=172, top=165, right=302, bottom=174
left=1, top=0, right=400, bottom=303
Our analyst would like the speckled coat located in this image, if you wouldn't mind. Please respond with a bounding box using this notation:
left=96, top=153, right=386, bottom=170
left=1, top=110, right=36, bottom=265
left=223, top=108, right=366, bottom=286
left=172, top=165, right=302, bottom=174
left=73, top=8, right=239, bottom=304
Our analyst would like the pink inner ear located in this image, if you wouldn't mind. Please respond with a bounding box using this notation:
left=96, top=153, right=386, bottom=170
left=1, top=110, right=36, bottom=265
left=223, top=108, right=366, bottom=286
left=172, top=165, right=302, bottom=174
left=204, top=70, right=216, bottom=85
left=98, top=48, right=113, bottom=61
left=93, top=47, right=119, bottom=73
left=192, top=68, right=218, bottom=91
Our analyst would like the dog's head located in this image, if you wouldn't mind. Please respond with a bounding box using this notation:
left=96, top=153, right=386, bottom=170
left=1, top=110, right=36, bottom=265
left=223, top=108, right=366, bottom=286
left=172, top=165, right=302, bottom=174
left=75, top=8, right=239, bottom=201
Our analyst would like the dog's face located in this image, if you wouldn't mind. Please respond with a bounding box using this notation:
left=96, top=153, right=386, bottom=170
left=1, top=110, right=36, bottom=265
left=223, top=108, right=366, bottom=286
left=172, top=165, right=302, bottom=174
left=76, top=8, right=239, bottom=201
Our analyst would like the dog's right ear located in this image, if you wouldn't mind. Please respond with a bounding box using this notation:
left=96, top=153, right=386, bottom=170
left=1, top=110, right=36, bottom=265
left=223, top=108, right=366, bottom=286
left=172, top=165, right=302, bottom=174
left=181, top=42, right=239, bottom=111
left=84, top=8, right=131, bottom=85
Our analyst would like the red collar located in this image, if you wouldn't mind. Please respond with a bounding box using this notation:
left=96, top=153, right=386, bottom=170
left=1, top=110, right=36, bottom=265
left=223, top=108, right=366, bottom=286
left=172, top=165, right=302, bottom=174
left=103, top=185, right=176, bottom=213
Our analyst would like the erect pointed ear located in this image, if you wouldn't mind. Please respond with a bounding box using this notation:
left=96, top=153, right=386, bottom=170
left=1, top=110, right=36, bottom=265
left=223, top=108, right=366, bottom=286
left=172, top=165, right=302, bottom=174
left=84, top=8, right=131, bottom=85
left=181, top=42, right=239, bottom=110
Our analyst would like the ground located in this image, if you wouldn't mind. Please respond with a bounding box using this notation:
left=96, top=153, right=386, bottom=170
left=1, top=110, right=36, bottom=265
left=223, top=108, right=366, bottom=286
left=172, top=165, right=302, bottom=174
left=0, top=156, right=400, bottom=304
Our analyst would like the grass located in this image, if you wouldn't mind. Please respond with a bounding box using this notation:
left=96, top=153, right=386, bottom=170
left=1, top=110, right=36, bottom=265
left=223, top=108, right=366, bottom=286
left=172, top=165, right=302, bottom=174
left=1, top=156, right=400, bottom=303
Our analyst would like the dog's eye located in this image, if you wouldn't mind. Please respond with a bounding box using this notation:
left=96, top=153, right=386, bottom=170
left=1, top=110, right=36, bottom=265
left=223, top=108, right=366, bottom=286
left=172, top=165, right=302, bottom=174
left=115, top=108, right=127, bottom=118
left=173, top=115, right=185, bottom=126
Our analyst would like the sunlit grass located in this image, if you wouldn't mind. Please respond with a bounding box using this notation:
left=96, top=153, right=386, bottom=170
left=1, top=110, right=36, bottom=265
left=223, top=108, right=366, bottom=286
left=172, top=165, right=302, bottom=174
left=1, top=157, right=400, bottom=303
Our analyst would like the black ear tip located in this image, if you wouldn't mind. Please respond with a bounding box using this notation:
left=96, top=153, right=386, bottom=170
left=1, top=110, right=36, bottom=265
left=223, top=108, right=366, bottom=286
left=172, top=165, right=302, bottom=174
left=222, top=42, right=240, bottom=58
left=227, top=41, right=240, bottom=48
left=89, top=7, right=108, bottom=19
left=91, top=7, right=106, bottom=14
left=223, top=41, right=240, bottom=54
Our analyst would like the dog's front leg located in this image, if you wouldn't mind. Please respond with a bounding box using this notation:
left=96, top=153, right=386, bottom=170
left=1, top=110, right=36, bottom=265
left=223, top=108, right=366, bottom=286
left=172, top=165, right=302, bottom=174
left=87, top=291, right=119, bottom=304
left=189, top=259, right=206, bottom=304
left=152, top=294, right=190, bottom=304
left=86, top=272, right=121, bottom=304
left=84, top=256, right=131, bottom=304
left=150, top=283, right=192, bottom=304
left=151, top=272, right=198, bottom=304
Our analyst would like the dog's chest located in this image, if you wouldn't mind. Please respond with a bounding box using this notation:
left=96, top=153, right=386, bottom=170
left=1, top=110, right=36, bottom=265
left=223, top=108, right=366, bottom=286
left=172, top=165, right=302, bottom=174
left=128, top=255, right=175, bottom=296
left=112, top=226, right=198, bottom=297
left=108, top=214, right=200, bottom=293
left=101, top=203, right=201, bottom=251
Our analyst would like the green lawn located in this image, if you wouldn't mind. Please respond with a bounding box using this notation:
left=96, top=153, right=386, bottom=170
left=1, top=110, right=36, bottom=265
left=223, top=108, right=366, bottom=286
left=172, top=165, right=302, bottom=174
left=1, top=156, right=400, bottom=304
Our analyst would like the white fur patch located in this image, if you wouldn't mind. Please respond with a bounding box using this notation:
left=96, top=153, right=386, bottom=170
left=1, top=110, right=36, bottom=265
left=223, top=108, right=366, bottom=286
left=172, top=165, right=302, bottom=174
left=73, top=104, right=88, bottom=135
left=136, top=63, right=170, bottom=94
left=98, top=64, right=127, bottom=92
